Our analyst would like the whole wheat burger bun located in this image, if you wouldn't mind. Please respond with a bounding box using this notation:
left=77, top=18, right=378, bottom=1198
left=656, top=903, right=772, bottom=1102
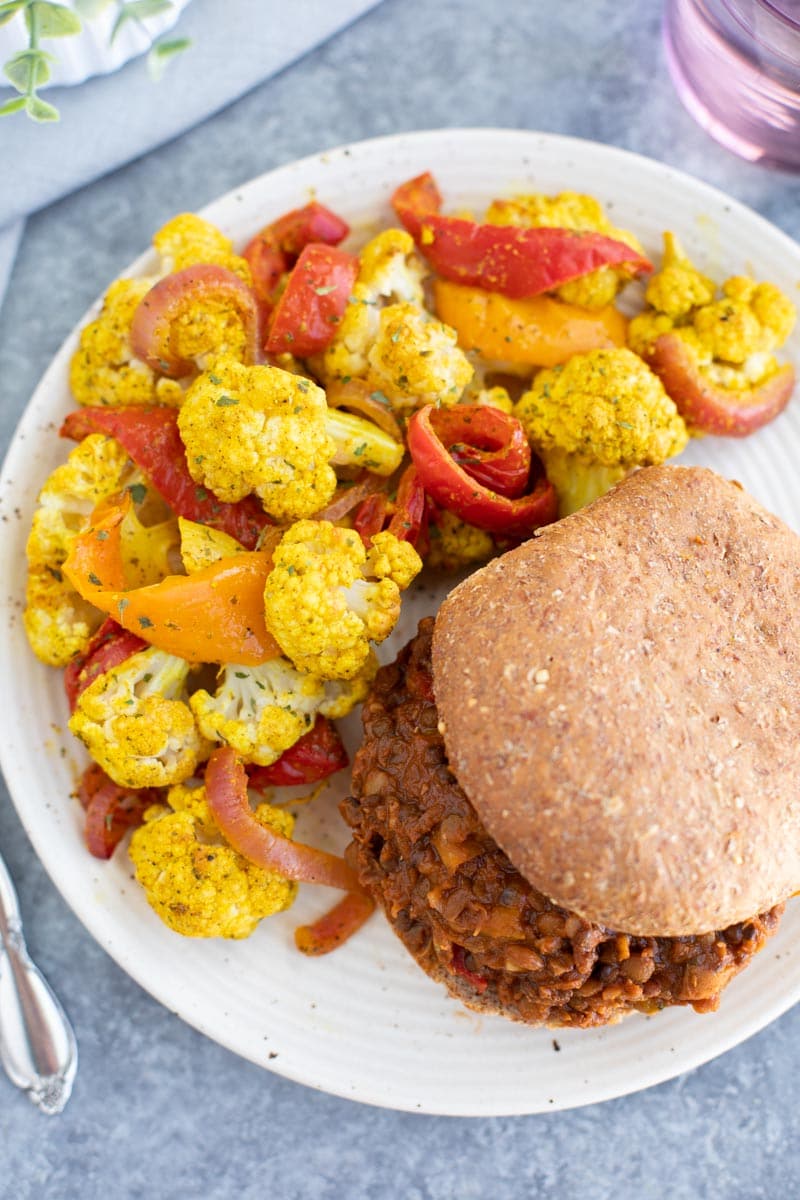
left=432, top=464, right=800, bottom=938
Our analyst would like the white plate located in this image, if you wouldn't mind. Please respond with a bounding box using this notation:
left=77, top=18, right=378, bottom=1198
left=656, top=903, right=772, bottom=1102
left=2, top=129, right=800, bottom=1118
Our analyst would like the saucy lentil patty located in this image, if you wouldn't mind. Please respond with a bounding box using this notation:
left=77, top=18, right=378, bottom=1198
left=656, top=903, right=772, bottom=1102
left=341, top=619, right=783, bottom=1027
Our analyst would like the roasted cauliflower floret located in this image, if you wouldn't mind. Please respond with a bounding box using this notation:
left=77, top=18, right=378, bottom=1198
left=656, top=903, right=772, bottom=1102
left=264, top=521, right=422, bottom=679
left=69, top=279, right=183, bottom=408
left=323, top=228, right=472, bottom=410
left=629, top=236, right=796, bottom=395
left=27, top=434, right=130, bottom=568
left=366, top=302, right=474, bottom=411
left=692, top=277, right=796, bottom=365
left=514, top=347, right=688, bottom=515
left=178, top=358, right=402, bottom=521
left=472, top=384, right=515, bottom=414
left=69, top=646, right=212, bottom=788
left=69, top=215, right=252, bottom=409
left=24, top=567, right=103, bottom=668
left=627, top=310, right=675, bottom=358
left=24, top=434, right=134, bottom=665
left=189, top=656, right=372, bottom=766
left=178, top=357, right=336, bottom=520
left=426, top=509, right=494, bottom=573
left=643, top=232, right=716, bottom=320
left=153, top=213, right=252, bottom=284
left=323, top=229, right=426, bottom=382
left=129, top=783, right=296, bottom=938
left=486, top=191, right=645, bottom=309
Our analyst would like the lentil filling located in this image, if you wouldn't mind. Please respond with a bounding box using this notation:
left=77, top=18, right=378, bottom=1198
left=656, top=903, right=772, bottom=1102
left=341, top=619, right=783, bottom=1027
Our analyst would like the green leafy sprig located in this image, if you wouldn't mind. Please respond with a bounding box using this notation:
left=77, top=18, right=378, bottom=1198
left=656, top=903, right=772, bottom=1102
left=0, top=0, right=190, bottom=123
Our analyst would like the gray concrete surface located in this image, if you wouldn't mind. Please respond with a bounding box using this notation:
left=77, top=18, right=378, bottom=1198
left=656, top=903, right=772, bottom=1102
left=1, top=1, right=799, bottom=1196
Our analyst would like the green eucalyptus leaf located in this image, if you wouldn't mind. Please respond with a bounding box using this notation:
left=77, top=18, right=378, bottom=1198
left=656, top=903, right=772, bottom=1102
left=147, top=34, right=190, bottom=80
left=25, top=92, right=59, bottom=121
left=29, top=2, right=83, bottom=37
left=124, top=0, right=174, bottom=19
left=74, top=0, right=113, bottom=15
left=112, top=0, right=172, bottom=38
left=4, top=47, right=52, bottom=91
left=0, top=94, right=27, bottom=116
left=109, top=8, right=130, bottom=42
left=0, top=1, right=28, bottom=28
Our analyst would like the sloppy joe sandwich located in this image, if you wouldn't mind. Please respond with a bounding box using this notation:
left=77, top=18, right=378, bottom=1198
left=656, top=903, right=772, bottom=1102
left=341, top=465, right=800, bottom=1026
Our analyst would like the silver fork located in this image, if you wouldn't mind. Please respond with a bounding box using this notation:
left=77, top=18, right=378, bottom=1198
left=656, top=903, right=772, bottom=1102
left=0, top=849, right=77, bottom=1114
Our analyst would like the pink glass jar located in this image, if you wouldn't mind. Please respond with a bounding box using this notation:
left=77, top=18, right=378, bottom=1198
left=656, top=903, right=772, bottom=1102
left=663, top=0, right=800, bottom=170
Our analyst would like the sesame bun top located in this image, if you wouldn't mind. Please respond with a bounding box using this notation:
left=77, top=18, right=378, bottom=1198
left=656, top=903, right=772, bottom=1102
left=431, top=465, right=800, bottom=936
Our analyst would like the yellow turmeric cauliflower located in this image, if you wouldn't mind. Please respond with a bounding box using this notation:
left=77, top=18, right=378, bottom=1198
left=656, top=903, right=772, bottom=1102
left=24, top=433, right=131, bottom=665
left=69, top=215, right=253, bottom=409
left=26, top=434, right=130, bottom=569
left=69, top=279, right=184, bottom=408
left=514, top=347, right=688, bottom=515
left=189, top=655, right=373, bottom=766
left=149, top=215, right=257, bottom=377
left=642, top=232, right=715, bottom=320
left=152, top=213, right=252, bottom=283
left=178, top=357, right=337, bottom=520
left=69, top=646, right=212, bottom=788
left=472, top=384, right=515, bottom=414
left=426, top=510, right=494, bottom=573
left=323, top=228, right=473, bottom=409
left=628, top=234, right=796, bottom=394
left=692, top=277, right=796, bottom=365
left=178, top=357, right=403, bottom=521
left=24, top=568, right=104, bottom=670
left=366, top=302, right=474, bottom=411
left=264, top=521, right=422, bottom=680
left=324, top=229, right=426, bottom=381
left=129, top=782, right=296, bottom=939
left=486, top=191, right=645, bottom=310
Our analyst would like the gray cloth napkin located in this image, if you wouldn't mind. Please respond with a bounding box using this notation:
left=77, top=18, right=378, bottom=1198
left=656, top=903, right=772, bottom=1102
left=0, top=0, right=383, bottom=302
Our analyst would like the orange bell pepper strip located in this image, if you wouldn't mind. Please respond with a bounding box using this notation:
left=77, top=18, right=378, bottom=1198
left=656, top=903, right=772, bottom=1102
left=63, top=493, right=282, bottom=665
left=433, top=280, right=628, bottom=367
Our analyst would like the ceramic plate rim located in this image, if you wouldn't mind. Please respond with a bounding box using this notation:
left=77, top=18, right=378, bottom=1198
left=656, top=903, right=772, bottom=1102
left=2, top=128, right=800, bottom=1117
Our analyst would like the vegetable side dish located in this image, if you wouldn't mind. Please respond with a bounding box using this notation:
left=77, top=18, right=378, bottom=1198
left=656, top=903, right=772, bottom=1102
left=22, top=172, right=797, bottom=955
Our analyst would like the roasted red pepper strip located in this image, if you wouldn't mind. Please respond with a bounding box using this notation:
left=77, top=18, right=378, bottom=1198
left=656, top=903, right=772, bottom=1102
left=206, top=747, right=362, bottom=890
left=244, top=201, right=350, bottom=314
left=391, top=170, right=651, bottom=298
left=294, top=890, right=375, bottom=956
left=63, top=492, right=281, bottom=666
left=451, top=944, right=488, bottom=994
left=352, top=464, right=428, bottom=551
left=130, top=263, right=262, bottom=376
left=265, top=243, right=359, bottom=356
left=352, top=492, right=391, bottom=547
left=61, top=406, right=270, bottom=549
left=388, top=464, right=428, bottom=547
left=417, top=216, right=652, bottom=299
left=407, top=405, right=557, bottom=538
left=64, top=618, right=148, bottom=713
left=243, top=237, right=287, bottom=311
left=391, top=171, right=444, bottom=239
left=427, top=405, right=531, bottom=499
left=76, top=762, right=159, bottom=860
left=246, top=717, right=349, bottom=789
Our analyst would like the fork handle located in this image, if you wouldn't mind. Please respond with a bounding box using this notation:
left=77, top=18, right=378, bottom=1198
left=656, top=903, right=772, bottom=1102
left=0, top=858, right=77, bottom=1115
